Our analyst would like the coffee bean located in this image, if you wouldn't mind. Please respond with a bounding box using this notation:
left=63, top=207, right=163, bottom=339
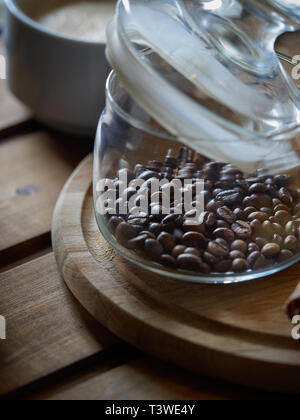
left=215, top=237, right=229, bottom=248
left=229, top=250, right=245, bottom=260
left=217, top=206, right=236, bottom=224
left=145, top=239, right=164, bottom=259
left=231, top=221, right=252, bottom=239
left=231, top=240, right=248, bottom=254
left=184, top=247, right=201, bottom=257
left=177, top=254, right=205, bottom=273
left=216, top=190, right=244, bottom=205
left=127, top=234, right=149, bottom=249
left=260, top=207, right=273, bottom=217
left=277, top=249, right=294, bottom=262
left=249, top=183, right=267, bottom=194
left=248, top=242, right=260, bottom=253
left=273, top=234, right=283, bottom=247
left=274, top=204, right=290, bottom=213
left=208, top=240, right=229, bottom=258
left=213, top=228, right=235, bottom=243
left=182, top=232, right=207, bottom=247
left=278, top=188, right=293, bottom=206
left=203, top=252, right=220, bottom=266
left=255, top=237, right=268, bottom=249
left=261, top=243, right=281, bottom=257
left=157, top=232, right=175, bottom=251
left=274, top=210, right=291, bottom=225
left=182, top=221, right=206, bottom=234
left=273, top=223, right=286, bottom=237
left=172, top=245, right=187, bottom=258
left=138, top=170, right=160, bottom=180
left=233, top=208, right=245, bottom=220
left=160, top=254, right=178, bottom=269
left=149, top=223, right=162, bottom=236
left=202, top=211, right=217, bottom=228
left=116, top=222, right=141, bottom=245
left=244, top=207, right=257, bottom=217
left=248, top=212, right=268, bottom=222
left=215, top=259, right=232, bottom=273
left=139, top=231, right=156, bottom=239
left=247, top=251, right=266, bottom=269
left=232, top=258, right=250, bottom=273
left=274, top=174, right=293, bottom=188
left=216, top=220, right=230, bottom=229
left=206, top=199, right=224, bottom=213
left=285, top=220, right=300, bottom=236
left=243, top=194, right=272, bottom=209
left=262, top=221, right=275, bottom=239
left=284, top=235, right=297, bottom=250
left=108, top=216, right=123, bottom=232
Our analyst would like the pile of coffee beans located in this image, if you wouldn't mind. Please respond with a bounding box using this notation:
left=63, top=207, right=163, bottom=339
left=103, top=148, right=300, bottom=275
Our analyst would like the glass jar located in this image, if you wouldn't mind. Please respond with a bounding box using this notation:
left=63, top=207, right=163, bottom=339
left=93, top=0, right=300, bottom=284
left=94, top=71, right=300, bottom=284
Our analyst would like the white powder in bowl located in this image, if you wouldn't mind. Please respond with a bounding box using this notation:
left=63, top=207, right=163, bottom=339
left=37, top=0, right=116, bottom=42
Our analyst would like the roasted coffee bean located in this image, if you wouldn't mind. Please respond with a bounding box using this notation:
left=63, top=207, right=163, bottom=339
left=229, top=250, right=245, bottom=260
left=274, top=174, right=293, bottom=188
left=202, top=211, right=217, bottom=228
left=243, top=193, right=272, bottom=209
left=213, top=228, right=235, bottom=243
left=160, top=254, right=178, bottom=269
left=116, top=222, right=141, bottom=241
left=138, top=170, right=160, bottom=180
left=217, top=206, right=236, bottom=224
left=249, top=183, right=268, bottom=194
left=250, top=219, right=262, bottom=236
left=260, top=207, right=273, bottom=217
left=262, top=221, right=275, bottom=239
left=182, top=221, right=206, bottom=234
left=139, top=231, right=156, bottom=239
left=203, top=252, right=220, bottom=266
left=215, top=259, right=232, bottom=273
left=255, top=237, right=268, bottom=249
left=145, top=239, right=164, bottom=259
left=231, top=221, right=252, bottom=239
left=184, top=247, right=201, bottom=257
left=157, top=232, right=175, bottom=251
left=247, top=251, right=266, bottom=269
left=182, top=232, right=207, bottom=247
left=277, top=249, right=294, bottom=262
left=215, top=237, right=229, bottom=248
left=231, top=240, right=248, bottom=254
left=177, top=254, right=205, bottom=273
left=248, top=242, right=260, bottom=254
left=274, top=210, right=291, bottom=225
left=273, top=223, right=286, bottom=237
left=127, top=234, right=149, bottom=250
left=248, top=212, right=268, bottom=223
left=208, top=240, right=229, bottom=258
left=244, top=207, right=257, bottom=218
left=285, top=220, right=300, bottom=236
left=172, top=245, right=187, bottom=258
left=232, top=258, right=250, bottom=273
left=284, top=235, right=297, bottom=250
left=149, top=223, right=162, bottom=236
left=216, top=190, right=244, bottom=205
left=213, top=189, right=223, bottom=197
left=108, top=216, right=123, bottom=232
left=206, top=199, right=224, bottom=213
left=261, top=243, right=281, bottom=257
left=273, top=234, right=283, bottom=247
left=233, top=208, right=245, bottom=220
left=278, top=188, right=293, bottom=206
left=173, top=229, right=184, bottom=242
left=216, top=220, right=230, bottom=229
left=274, top=204, right=290, bottom=213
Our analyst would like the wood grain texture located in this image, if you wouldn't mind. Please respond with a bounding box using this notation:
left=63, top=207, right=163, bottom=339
left=0, top=131, right=92, bottom=252
left=52, top=155, right=300, bottom=394
left=0, top=253, right=117, bottom=396
left=27, top=356, right=289, bottom=401
left=0, top=40, right=31, bottom=132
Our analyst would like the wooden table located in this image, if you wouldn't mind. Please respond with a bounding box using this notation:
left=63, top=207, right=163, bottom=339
left=0, top=39, right=297, bottom=401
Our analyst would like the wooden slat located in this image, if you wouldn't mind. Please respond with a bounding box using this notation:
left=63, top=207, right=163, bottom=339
left=0, top=40, right=31, bottom=133
left=26, top=356, right=292, bottom=401
left=0, top=131, right=92, bottom=253
left=0, top=253, right=117, bottom=395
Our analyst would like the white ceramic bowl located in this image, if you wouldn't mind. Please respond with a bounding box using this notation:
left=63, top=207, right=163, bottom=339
left=4, top=0, right=111, bottom=137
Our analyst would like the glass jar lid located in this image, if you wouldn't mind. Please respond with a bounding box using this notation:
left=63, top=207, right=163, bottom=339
left=106, top=0, right=300, bottom=172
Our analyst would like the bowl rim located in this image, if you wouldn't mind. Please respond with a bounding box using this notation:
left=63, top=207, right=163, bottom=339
left=4, top=0, right=110, bottom=45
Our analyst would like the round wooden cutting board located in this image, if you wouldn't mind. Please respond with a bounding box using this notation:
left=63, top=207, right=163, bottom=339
left=52, top=154, right=300, bottom=393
